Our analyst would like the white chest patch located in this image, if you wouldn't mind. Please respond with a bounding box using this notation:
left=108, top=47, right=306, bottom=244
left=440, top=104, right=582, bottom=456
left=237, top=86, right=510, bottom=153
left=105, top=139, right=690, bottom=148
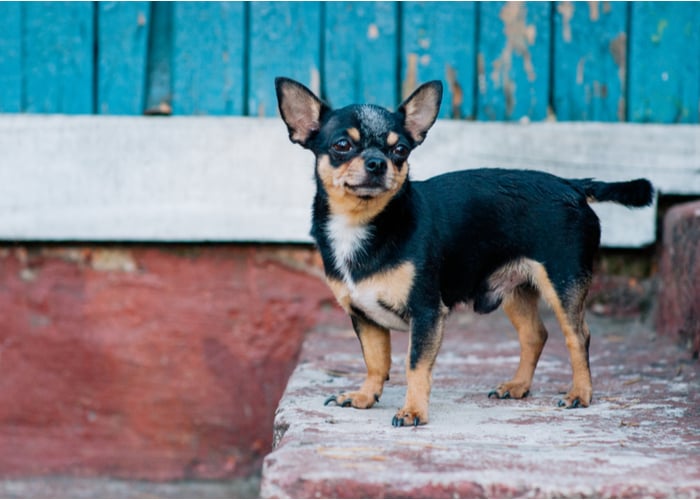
left=326, top=215, right=370, bottom=285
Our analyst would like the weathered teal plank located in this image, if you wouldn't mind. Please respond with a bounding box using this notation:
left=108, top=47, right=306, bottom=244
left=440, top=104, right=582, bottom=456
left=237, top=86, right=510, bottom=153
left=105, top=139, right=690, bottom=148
left=23, top=2, right=94, bottom=113
left=0, top=2, right=21, bottom=112
left=401, top=2, right=476, bottom=119
left=477, top=1, right=551, bottom=121
left=629, top=2, right=700, bottom=123
left=144, top=2, right=173, bottom=115
left=249, top=2, right=321, bottom=117
left=324, top=2, right=397, bottom=108
left=553, top=2, right=627, bottom=122
left=97, top=2, right=150, bottom=115
left=172, top=2, right=245, bottom=115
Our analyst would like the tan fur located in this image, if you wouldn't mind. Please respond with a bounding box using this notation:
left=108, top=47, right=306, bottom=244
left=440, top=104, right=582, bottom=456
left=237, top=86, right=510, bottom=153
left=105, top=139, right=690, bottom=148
left=498, top=286, right=548, bottom=398
left=327, top=263, right=415, bottom=332
left=386, top=131, right=399, bottom=146
left=347, top=127, right=361, bottom=142
left=394, top=304, right=447, bottom=425
left=529, top=261, right=593, bottom=406
left=316, top=154, right=409, bottom=225
left=335, top=319, right=391, bottom=409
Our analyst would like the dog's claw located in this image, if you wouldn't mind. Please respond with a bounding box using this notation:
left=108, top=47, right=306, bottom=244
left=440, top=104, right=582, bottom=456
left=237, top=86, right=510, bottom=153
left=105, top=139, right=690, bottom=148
left=374, top=394, right=380, bottom=403
left=488, top=390, right=510, bottom=400
left=413, top=417, right=420, bottom=427
left=341, top=399, right=352, bottom=407
left=558, top=398, right=582, bottom=409
left=391, top=416, right=402, bottom=427
left=324, top=396, right=337, bottom=406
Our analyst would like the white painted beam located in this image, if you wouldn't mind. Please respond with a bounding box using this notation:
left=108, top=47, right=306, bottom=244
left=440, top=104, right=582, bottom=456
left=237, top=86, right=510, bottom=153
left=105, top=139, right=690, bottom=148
left=1, top=116, right=697, bottom=246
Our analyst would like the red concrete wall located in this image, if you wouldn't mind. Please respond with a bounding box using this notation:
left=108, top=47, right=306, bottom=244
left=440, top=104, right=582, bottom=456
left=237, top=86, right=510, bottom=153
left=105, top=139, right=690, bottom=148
left=657, top=201, right=700, bottom=357
left=0, top=245, right=334, bottom=481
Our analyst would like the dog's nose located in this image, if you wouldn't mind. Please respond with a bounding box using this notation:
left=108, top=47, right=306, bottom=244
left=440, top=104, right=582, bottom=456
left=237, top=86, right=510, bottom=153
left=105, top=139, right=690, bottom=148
left=365, top=157, right=387, bottom=175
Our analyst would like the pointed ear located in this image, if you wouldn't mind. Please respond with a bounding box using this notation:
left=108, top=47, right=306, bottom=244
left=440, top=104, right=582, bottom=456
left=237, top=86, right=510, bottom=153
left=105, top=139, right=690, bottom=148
left=397, top=81, right=443, bottom=144
left=275, top=77, right=329, bottom=147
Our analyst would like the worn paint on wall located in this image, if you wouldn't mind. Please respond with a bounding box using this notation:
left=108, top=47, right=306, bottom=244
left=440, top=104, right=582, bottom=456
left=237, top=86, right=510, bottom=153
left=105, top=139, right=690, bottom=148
left=553, top=1, right=628, bottom=121
left=478, top=1, right=551, bottom=121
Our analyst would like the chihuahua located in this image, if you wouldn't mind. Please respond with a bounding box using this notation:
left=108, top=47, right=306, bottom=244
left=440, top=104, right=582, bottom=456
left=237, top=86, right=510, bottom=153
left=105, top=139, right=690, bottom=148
left=275, top=77, right=653, bottom=427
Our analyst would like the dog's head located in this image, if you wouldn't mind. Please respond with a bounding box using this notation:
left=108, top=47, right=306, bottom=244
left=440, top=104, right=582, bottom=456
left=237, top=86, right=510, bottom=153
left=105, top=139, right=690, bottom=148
left=275, top=77, right=442, bottom=223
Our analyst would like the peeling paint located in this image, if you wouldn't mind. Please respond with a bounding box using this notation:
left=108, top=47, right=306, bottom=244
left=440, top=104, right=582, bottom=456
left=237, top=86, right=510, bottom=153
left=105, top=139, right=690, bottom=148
left=609, top=32, right=627, bottom=120
left=90, top=249, right=138, bottom=273
left=402, top=53, right=418, bottom=100
left=309, top=67, right=320, bottom=96
left=367, top=23, right=379, bottom=40
left=445, top=64, right=464, bottom=119
left=588, top=1, right=600, bottom=22
left=651, top=19, right=668, bottom=44
left=557, top=2, right=574, bottom=43
left=491, top=2, right=537, bottom=117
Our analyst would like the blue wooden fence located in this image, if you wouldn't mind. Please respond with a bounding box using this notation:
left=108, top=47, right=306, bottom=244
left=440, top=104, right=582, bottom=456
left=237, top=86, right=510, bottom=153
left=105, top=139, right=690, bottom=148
left=0, top=1, right=697, bottom=122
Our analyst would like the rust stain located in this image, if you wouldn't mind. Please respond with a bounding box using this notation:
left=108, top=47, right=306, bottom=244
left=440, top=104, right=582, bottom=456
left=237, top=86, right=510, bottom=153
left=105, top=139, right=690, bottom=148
left=367, top=23, right=379, bottom=40
left=609, top=32, right=627, bottom=120
left=445, top=64, right=464, bottom=119
left=402, top=53, right=418, bottom=100
left=557, top=2, right=574, bottom=43
left=588, top=1, right=600, bottom=22
left=602, top=1, right=612, bottom=14
left=491, top=2, right=538, bottom=117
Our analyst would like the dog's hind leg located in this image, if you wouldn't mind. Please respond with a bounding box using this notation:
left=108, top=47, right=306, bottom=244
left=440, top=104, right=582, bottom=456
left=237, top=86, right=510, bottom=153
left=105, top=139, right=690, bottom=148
left=325, top=316, right=391, bottom=409
left=489, top=284, right=548, bottom=400
left=531, top=262, right=593, bottom=408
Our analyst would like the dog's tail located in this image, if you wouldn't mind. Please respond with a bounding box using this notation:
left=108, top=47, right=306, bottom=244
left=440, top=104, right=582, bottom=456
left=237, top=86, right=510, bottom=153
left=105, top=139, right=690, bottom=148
left=575, top=178, right=654, bottom=207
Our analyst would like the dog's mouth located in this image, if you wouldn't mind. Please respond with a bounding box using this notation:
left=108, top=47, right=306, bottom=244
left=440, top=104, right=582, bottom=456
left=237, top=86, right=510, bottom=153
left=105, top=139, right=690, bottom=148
left=344, top=182, right=388, bottom=199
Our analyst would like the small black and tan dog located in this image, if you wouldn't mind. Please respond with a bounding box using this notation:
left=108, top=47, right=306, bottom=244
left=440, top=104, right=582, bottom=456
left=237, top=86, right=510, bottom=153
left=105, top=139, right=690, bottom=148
left=275, top=77, right=653, bottom=427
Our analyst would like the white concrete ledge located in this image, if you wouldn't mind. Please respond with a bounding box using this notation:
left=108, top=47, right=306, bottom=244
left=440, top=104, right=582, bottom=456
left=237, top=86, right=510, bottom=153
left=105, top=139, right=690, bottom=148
left=1, top=116, right=697, bottom=246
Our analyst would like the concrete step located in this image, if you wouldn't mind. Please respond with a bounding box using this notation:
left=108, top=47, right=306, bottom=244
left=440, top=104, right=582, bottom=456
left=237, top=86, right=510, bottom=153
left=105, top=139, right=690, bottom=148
left=261, top=307, right=699, bottom=498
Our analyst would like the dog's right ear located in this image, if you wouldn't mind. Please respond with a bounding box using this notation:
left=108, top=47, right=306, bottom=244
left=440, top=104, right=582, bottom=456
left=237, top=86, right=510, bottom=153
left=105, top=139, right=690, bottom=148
left=275, top=77, right=329, bottom=147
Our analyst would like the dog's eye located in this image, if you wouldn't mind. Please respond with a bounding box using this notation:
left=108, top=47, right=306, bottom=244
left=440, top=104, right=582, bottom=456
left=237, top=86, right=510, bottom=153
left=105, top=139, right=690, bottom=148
left=392, top=144, right=409, bottom=160
left=332, top=139, right=352, bottom=153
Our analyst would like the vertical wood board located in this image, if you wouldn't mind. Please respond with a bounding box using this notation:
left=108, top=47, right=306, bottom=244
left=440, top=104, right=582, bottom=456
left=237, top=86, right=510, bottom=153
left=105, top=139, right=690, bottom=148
left=97, top=2, right=150, bottom=115
left=144, top=2, right=173, bottom=115
left=249, top=2, right=321, bottom=117
left=324, top=2, right=398, bottom=108
left=477, top=1, right=551, bottom=121
left=553, top=1, right=627, bottom=121
left=0, top=2, right=22, bottom=112
left=401, top=2, right=476, bottom=119
left=172, top=2, right=245, bottom=115
left=628, top=2, right=700, bottom=123
left=23, top=2, right=94, bottom=114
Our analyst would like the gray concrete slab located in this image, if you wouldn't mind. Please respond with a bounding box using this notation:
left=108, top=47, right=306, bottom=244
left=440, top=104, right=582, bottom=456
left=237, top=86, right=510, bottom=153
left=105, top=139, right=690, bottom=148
left=261, top=308, right=699, bottom=498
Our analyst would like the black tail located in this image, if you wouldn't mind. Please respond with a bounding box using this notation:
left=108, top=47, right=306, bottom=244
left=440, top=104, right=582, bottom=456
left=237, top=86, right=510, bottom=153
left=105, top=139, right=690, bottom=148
left=576, top=178, right=654, bottom=207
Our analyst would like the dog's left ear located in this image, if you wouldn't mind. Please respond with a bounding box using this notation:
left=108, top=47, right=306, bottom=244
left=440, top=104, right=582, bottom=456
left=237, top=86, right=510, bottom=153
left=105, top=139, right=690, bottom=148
left=275, top=77, right=330, bottom=147
left=398, top=81, right=443, bottom=145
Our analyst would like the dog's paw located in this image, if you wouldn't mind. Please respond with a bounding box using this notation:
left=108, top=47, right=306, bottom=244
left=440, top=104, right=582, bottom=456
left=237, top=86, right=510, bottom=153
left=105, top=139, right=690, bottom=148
left=557, top=386, right=592, bottom=409
left=324, top=391, right=379, bottom=409
left=487, top=381, right=531, bottom=400
left=391, top=407, right=428, bottom=427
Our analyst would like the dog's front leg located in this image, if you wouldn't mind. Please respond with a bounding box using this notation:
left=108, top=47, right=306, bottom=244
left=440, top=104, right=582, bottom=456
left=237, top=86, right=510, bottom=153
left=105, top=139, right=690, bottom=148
left=325, top=315, right=391, bottom=409
left=392, top=305, right=447, bottom=427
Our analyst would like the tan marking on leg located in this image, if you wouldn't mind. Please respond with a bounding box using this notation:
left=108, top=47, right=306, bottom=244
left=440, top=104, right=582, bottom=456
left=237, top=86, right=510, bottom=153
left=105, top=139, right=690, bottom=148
left=326, top=277, right=351, bottom=313
left=394, top=306, right=447, bottom=426
left=495, top=286, right=548, bottom=398
left=347, top=127, right=361, bottom=142
left=335, top=319, right=391, bottom=409
left=386, top=131, right=399, bottom=146
left=529, top=261, right=592, bottom=407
